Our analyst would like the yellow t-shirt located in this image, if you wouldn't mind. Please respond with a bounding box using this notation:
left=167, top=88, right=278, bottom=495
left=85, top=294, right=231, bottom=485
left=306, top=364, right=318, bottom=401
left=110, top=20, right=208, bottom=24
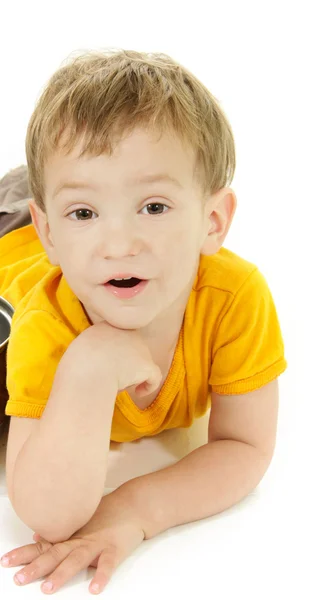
left=0, top=224, right=287, bottom=443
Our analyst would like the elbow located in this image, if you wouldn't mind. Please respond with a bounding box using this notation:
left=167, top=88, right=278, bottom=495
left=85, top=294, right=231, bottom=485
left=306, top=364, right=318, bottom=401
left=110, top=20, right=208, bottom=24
left=250, top=444, right=275, bottom=485
left=23, top=515, right=87, bottom=545
left=35, top=498, right=102, bottom=543
left=11, top=499, right=93, bottom=545
left=36, top=524, right=80, bottom=545
left=29, top=507, right=94, bottom=544
left=10, top=471, right=103, bottom=544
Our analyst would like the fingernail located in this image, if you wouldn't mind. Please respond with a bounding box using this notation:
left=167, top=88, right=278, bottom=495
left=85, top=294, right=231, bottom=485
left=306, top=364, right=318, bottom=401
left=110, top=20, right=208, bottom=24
left=1, top=556, right=10, bottom=566
left=42, top=581, right=53, bottom=592
left=91, top=583, right=100, bottom=593
left=15, top=573, right=26, bottom=584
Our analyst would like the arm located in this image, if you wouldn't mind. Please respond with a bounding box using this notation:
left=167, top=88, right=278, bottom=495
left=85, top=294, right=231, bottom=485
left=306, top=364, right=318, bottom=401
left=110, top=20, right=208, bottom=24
left=12, top=346, right=118, bottom=544
left=11, top=318, right=162, bottom=545
left=125, top=439, right=270, bottom=538
left=120, top=380, right=279, bottom=538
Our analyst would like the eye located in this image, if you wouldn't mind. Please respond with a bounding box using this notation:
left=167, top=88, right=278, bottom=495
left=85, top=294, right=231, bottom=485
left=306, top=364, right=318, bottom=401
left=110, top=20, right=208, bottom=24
left=67, top=203, right=169, bottom=220
left=67, top=208, right=97, bottom=221
left=141, top=203, right=169, bottom=216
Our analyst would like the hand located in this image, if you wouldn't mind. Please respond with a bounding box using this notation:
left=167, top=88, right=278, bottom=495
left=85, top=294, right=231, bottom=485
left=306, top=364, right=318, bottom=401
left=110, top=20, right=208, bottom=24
left=62, top=320, right=162, bottom=398
left=1, top=484, right=146, bottom=594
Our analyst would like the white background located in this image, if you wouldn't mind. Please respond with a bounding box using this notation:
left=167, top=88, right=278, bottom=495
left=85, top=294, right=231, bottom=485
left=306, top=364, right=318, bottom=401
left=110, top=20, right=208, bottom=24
left=0, top=0, right=324, bottom=598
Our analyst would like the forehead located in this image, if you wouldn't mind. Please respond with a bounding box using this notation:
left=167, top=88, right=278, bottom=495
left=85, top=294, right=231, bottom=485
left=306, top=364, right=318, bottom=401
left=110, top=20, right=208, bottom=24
left=44, top=126, right=198, bottom=196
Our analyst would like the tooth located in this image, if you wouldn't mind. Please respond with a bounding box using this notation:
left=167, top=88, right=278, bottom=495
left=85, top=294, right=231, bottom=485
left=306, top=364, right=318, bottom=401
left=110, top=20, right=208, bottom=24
left=114, top=277, right=132, bottom=280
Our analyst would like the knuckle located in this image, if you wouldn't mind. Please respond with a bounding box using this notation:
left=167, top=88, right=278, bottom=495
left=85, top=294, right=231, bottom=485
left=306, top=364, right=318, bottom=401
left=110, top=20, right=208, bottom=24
left=48, top=544, right=67, bottom=562
left=34, top=541, right=51, bottom=556
left=101, top=545, right=119, bottom=569
left=69, top=545, right=90, bottom=567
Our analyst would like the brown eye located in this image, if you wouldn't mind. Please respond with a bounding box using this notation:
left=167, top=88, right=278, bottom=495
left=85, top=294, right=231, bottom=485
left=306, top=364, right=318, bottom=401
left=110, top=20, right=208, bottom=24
left=69, top=209, right=95, bottom=220
left=142, top=203, right=168, bottom=215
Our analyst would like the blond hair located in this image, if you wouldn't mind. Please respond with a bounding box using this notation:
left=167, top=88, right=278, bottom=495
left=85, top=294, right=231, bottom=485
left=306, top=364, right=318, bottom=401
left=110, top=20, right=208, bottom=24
left=26, top=48, right=236, bottom=212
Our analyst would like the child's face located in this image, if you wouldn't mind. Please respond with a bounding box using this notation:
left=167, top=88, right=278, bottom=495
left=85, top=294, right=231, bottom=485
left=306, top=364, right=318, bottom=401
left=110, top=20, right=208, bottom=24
left=29, top=126, right=234, bottom=329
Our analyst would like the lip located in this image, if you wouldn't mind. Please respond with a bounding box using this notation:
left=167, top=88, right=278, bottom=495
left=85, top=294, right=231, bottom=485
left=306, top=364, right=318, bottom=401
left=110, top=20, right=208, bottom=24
left=103, top=273, right=147, bottom=282
left=103, top=279, right=149, bottom=299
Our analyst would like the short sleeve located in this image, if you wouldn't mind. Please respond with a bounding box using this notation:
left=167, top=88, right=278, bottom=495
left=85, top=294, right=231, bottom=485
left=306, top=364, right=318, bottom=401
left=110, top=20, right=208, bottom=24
left=5, top=309, right=75, bottom=418
left=209, top=268, right=287, bottom=395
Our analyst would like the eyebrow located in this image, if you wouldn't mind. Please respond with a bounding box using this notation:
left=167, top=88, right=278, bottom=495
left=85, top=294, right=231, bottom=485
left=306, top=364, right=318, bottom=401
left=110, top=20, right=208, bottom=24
left=53, top=173, right=183, bottom=199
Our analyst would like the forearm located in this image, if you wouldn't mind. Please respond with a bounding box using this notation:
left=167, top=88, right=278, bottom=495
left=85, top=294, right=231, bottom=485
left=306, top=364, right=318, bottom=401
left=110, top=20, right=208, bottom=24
left=13, top=355, right=118, bottom=543
left=125, top=440, right=272, bottom=539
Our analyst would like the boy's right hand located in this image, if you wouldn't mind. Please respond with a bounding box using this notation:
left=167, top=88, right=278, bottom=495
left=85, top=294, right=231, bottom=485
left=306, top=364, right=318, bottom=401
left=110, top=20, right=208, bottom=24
left=62, top=321, right=163, bottom=399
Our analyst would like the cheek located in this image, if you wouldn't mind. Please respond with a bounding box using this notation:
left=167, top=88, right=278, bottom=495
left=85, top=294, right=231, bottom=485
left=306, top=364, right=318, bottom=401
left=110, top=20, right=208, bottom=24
left=55, top=243, right=86, bottom=278
left=162, top=231, right=199, bottom=273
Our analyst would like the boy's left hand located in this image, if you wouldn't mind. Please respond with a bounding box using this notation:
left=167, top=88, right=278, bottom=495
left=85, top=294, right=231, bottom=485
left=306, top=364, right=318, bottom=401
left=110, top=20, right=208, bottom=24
left=1, top=484, right=146, bottom=594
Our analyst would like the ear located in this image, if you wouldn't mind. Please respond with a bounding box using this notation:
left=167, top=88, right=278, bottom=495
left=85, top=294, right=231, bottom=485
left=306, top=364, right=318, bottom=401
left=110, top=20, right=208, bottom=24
left=28, top=199, right=60, bottom=266
left=200, top=187, right=237, bottom=256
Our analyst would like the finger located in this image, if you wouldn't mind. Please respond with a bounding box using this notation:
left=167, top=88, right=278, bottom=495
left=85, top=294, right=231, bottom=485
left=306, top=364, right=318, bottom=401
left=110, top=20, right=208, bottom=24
left=1, top=539, right=52, bottom=568
left=89, top=546, right=121, bottom=594
left=148, top=365, right=162, bottom=393
left=136, top=366, right=162, bottom=396
left=135, top=380, right=150, bottom=396
left=40, top=543, right=100, bottom=594
left=13, top=542, right=70, bottom=587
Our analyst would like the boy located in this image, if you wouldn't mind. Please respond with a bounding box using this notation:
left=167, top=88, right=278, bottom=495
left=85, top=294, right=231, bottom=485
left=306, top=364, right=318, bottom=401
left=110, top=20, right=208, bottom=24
left=0, top=49, right=287, bottom=594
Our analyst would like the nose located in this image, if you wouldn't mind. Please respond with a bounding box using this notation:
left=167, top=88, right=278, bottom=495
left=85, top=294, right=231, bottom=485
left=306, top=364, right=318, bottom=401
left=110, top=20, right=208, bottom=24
left=97, top=217, right=142, bottom=258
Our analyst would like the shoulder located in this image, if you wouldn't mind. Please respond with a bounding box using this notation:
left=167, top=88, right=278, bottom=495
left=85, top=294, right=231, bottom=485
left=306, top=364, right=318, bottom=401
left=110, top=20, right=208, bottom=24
left=7, top=260, right=89, bottom=338
left=189, top=246, right=270, bottom=325
left=7, top=271, right=91, bottom=371
left=6, top=305, right=78, bottom=413
left=192, top=246, right=260, bottom=297
left=4, top=260, right=60, bottom=323
left=8, top=308, right=72, bottom=368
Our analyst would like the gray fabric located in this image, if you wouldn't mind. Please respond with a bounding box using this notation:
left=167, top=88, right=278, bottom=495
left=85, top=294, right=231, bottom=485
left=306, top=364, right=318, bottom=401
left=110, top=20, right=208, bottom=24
left=0, top=165, right=32, bottom=238
left=0, top=165, right=32, bottom=430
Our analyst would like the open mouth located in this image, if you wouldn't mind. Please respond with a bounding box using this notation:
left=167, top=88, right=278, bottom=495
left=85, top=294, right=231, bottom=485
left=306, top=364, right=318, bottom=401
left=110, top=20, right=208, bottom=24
left=104, top=278, right=149, bottom=299
left=108, top=277, right=142, bottom=288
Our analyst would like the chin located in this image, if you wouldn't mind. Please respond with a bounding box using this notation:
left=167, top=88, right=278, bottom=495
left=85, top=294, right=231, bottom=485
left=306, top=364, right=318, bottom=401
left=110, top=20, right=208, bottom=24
left=89, top=308, right=152, bottom=330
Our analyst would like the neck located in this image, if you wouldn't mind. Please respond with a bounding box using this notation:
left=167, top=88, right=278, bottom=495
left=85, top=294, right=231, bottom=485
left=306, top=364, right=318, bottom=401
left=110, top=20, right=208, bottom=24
left=138, top=273, right=194, bottom=364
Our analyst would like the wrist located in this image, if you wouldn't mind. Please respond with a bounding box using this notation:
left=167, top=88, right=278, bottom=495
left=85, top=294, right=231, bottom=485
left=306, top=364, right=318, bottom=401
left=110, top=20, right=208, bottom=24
left=57, top=347, right=118, bottom=396
left=117, top=476, right=166, bottom=540
left=61, top=335, right=117, bottom=379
